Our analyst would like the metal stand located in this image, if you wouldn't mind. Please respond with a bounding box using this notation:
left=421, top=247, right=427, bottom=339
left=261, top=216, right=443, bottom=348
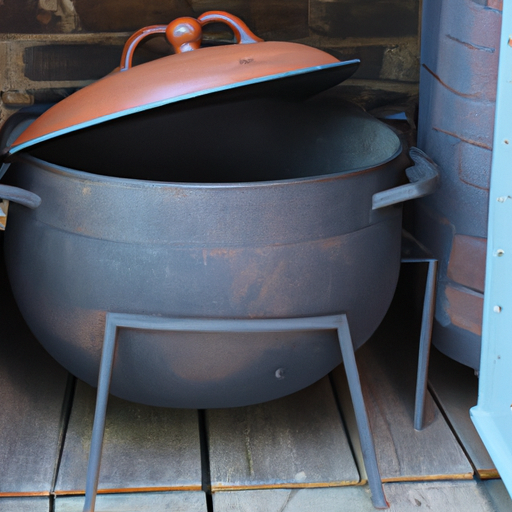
left=401, top=257, right=438, bottom=431
left=82, top=313, right=388, bottom=511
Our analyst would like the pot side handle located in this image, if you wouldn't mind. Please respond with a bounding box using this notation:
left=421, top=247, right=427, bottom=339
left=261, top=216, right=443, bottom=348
left=0, top=183, right=41, bottom=209
left=372, top=147, right=440, bottom=210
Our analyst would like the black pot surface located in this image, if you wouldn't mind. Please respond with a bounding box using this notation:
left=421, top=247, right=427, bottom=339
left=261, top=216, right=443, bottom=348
left=2, top=97, right=408, bottom=408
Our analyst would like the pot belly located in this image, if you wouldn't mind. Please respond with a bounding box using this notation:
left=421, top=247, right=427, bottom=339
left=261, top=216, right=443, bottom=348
left=4, top=207, right=401, bottom=408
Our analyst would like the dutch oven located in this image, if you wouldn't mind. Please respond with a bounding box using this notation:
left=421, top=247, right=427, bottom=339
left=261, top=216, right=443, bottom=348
left=0, top=12, right=439, bottom=409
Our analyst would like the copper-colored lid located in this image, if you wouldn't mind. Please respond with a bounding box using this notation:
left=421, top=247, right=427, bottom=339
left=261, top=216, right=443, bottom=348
left=9, top=12, right=359, bottom=154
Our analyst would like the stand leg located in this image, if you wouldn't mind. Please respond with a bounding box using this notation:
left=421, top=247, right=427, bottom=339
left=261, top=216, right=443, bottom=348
left=82, top=315, right=118, bottom=512
left=337, top=315, right=388, bottom=509
left=80, top=312, right=388, bottom=510
left=414, top=259, right=438, bottom=430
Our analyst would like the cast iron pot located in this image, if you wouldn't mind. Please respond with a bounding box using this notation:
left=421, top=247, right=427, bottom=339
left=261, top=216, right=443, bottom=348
left=0, top=94, right=438, bottom=409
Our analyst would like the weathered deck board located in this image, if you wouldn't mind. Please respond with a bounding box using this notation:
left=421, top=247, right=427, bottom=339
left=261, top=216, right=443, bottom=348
left=482, top=479, right=512, bottom=511
left=0, top=497, right=49, bottom=512
left=212, top=480, right=500, bottom=511
left=55, top=381, right=202, bottom=493
left=331, top=291, right=474, bottom=483
left=428, top=347, right=498, bottom=478
left=207, top=377, right=359, bottom=491
left=54, top=491, right=207, bottom=512
left=0, top=253, right=70, bottom=496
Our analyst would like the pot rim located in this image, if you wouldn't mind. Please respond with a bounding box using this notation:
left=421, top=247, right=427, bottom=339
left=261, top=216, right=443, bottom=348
left=11, top=146, right=405, bottom=190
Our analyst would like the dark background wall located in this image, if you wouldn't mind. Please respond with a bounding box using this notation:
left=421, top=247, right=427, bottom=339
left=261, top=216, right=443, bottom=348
left=0, top=0, right=420, bottom=126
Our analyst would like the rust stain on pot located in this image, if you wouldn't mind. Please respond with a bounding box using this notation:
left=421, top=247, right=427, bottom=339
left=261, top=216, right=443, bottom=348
left=256, top=247, right=272, bottom=256
left=167, top=188, right=189, bottom=198
left=231, top=257, right=265, bottom=304
left=208, top=248, right=239, bottom=258
left=199, top=247, right=241, bottom=267
left=252, top=259, right=288, bottom=304
left=319, top=237, right=343, bottom=251
left=167, top=333, right=263, bottom=382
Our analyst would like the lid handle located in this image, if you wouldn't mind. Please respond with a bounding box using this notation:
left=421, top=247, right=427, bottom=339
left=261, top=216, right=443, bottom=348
left=166, top=17, right=203, bottom=54
left=197, top=11, right=263, bottom=45
left=120, top=25, right=167, bottom=71
left=119, top=11, right=262, bottom=71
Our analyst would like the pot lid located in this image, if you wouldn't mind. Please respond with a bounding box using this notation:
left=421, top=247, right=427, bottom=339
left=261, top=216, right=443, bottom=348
left=8, top=11, right=359, bottom=155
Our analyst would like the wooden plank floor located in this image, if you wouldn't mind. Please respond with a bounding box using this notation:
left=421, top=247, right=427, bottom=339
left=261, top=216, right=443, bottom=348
left=428, top=347, right=498, bottom=479
left=1, top=247, right=511, bottom=511
left=483, top=479, right=512, bottom=511
left=54, top=492, right=207, bottom=512
left=331, top=319, right=474, bottom=483
left=207, top=376, right=359, bottom=491
left=55, top=380, right=203, bottom=494
left=212, top=480, right=509, bottom=512
left=0, top=251, right=70, bottom=496
left=0, top=497, right=50, bottom=512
